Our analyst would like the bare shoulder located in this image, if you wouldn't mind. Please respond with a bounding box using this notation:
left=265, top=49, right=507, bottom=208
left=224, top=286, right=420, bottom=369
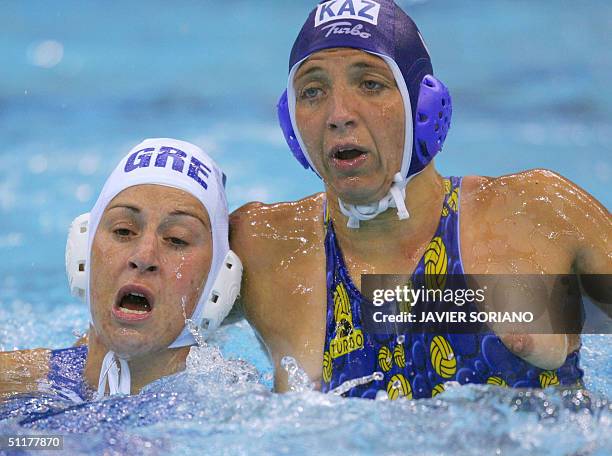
left=460, top=169, right=611, bottom=274
left=463, top=168, right=609, bottom=229
left=229, top=192, right=326, bottom=266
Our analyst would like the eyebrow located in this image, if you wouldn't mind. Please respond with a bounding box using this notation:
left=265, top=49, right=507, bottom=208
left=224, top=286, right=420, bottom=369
left=294, top=65, right=327, bottom=82
left=295, top=60, right=393, bottom=82
left=107, top=205, right=140, bottom=213
left=168, top=210, right=210, bottom=231
left=106, top=205, right=209, bottom=231
left=350, top=61, right=392, bottom=73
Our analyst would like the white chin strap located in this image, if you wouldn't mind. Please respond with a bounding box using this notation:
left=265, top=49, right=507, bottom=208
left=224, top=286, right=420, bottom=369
left=338, top=172, right=410, bottom=229
left=96, top=351, right=131, bottom=399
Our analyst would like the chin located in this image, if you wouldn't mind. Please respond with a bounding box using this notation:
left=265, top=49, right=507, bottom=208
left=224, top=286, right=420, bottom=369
left=328, top=170, right=391, bottom=199
left=106, top=329, right=159, bottom=360
left=334, top=182, right=390, bottom=206
left=111, top=344, right=158, bottom=361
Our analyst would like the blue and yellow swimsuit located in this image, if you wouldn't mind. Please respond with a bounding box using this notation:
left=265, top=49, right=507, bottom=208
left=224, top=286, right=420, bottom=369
left=321, top=176, right=583, bottom=399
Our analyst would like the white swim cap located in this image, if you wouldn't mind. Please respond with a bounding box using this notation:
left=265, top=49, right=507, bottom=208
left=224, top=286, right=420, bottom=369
left=87, top=138, right=231, bottom=347
left=78, top=138, right=240, bottom=398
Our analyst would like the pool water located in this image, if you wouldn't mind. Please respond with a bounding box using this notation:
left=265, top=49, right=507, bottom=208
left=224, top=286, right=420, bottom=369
left=0, top=343, right=610, bottom=455
left=1, top=0, right=611, bottom=454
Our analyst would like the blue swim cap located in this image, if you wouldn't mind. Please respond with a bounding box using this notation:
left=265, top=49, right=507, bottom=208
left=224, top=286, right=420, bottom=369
left=278, top=0, right=452, bottom=228
left=291, top=0, right=432, bottom=127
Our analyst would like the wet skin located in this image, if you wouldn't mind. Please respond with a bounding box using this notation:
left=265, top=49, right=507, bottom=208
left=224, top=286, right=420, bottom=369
left=230, top=49, right=612, bottom=392
left=0, top=185, right=213, bottom=398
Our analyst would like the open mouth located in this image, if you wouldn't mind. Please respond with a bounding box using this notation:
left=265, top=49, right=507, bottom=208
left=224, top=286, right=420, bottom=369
left=119, top=293, right=151, bottom=313
left=113, top=286, right=154, bottom=321
left=331, top=145, right=368, bottom=161
left=329, top=145, right=369, bottom=171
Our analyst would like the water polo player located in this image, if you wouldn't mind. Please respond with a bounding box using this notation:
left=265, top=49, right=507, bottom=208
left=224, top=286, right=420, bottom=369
left=0, top=138, right=241, bottom=401
left=230, top=0, right=611, bottom=398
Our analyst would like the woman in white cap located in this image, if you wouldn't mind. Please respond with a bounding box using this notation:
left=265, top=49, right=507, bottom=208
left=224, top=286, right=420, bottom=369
left=0, top=138, right=241, bottom=402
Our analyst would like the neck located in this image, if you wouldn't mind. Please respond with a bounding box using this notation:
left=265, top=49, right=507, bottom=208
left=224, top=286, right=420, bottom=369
left=83, top=326, right=190, bottom=395
left=326, top=164, right=446, bottom=251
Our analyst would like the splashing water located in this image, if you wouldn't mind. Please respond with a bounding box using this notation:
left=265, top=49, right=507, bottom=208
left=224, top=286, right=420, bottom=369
left=1, top=1, right=611, bottom=452
left=281, top=356, right=314, bottom=393
left=1, top=322, right=610, bottom=455
left=180, top=296, right=259, bottom=386
left=179, top=295, right=206, bottom=348
left=184, top=343, right=259, bottom=387
left=375, top=390, right=389, bottom=401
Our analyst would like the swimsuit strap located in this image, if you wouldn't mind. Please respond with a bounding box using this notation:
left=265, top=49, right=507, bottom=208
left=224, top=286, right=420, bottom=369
left=323, top=196, right=330, bottom=229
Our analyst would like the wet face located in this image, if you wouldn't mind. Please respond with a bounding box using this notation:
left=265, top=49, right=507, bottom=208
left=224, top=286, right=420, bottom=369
left=90, top=185, right=212, bottom=359
left=294, top=48, right=405, bottom=205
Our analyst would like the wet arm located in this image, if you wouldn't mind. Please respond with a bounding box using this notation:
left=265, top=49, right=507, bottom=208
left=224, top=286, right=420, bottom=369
left=521, top=171, right=611, bottom=365
left=0, top=349, right=51, bottom=401
left=489, top=171, right=610, bottom=367
left=228, top=202, right=271, bottom=327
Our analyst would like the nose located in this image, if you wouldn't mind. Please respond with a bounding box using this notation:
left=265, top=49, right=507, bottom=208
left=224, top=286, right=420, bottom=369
left=128, top=233, right=159, bottom=273
left=326, top=86, right=357, bottom=133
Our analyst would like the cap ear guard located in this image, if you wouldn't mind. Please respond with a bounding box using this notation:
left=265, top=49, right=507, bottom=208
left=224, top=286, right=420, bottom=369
left=413, top=75, right=452, bottom=165
left=65, top=213, right=90, bottom=303
left=199, top=250, right=243, bottom=337
left=277, top=90, right=312, bottom=171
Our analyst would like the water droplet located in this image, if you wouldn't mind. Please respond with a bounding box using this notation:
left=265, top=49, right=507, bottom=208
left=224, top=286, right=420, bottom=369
left=281, top=356, right=314, bottom=393
left=180, top=296, right=188, bottom=320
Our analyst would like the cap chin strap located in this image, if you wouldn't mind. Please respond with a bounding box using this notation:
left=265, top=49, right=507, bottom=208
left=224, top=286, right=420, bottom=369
left=338, top=172, right=409, bottom=229
left=96, top=351, right=131, bottom=399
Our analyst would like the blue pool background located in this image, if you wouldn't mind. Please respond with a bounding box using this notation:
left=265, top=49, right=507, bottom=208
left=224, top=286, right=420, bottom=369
left=1, top=1, right=611, bottom=454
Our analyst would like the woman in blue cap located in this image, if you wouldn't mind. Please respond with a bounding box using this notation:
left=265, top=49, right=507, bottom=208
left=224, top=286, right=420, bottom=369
left=230, top=0, right=609, bottom=398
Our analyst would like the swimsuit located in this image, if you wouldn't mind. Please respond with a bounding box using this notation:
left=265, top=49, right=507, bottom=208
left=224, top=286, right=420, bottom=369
left=321, top=177, right=583, bottom=399
left=46, top=345, right=89, bottom=402
left=0, top=345, right=89, bottom=424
